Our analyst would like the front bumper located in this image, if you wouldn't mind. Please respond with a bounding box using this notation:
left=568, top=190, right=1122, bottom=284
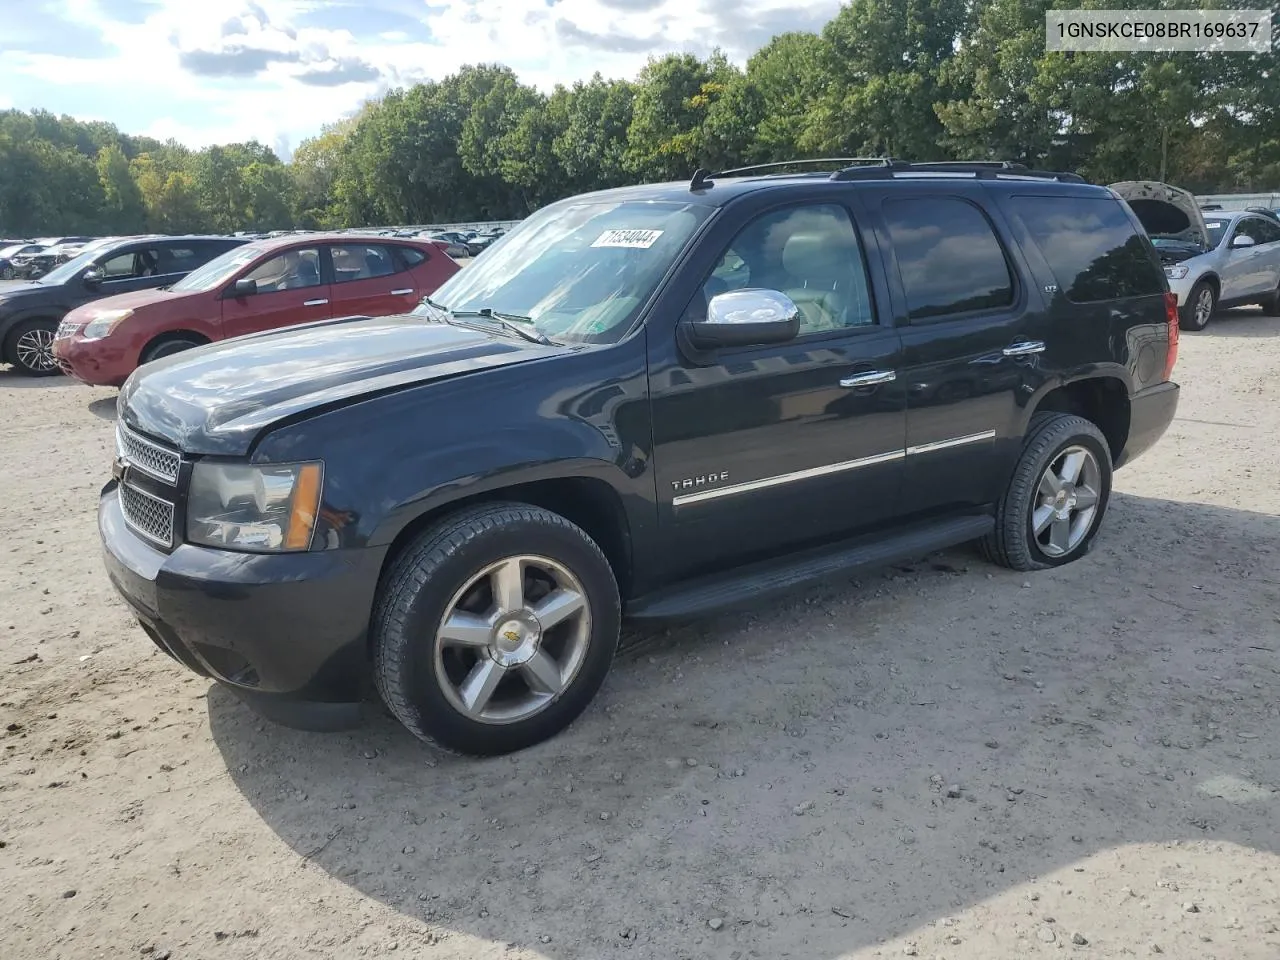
left=53, top=333, right=131, bottom=387
left=1116, top=380, right=1179, bottom=469
left=1164, top=274, right=1195, bottom=305
left=99, top=482, right=387, bottom=730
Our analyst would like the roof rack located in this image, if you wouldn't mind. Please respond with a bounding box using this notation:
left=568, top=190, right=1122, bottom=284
left=690, top=158, right=892, bottom=190
left=830, top=159, right=1086, bottom=183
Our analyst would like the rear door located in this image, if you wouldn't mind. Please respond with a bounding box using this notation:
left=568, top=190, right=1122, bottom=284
left=219, top=245, right=331, bottom=340
left=324, top=242, right=420, bottom=317
left=856, top=186, right=1046, bottom=516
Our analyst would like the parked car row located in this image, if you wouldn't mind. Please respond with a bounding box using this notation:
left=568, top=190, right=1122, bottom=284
left=0, top=232, right=459, bottom=378
left=1113, top=181, right=1280, bottom=331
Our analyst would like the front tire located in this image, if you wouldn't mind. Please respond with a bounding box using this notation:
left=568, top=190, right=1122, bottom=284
left=1180, top=280, right=1216, bottom=331
left=980, top=413, right=1113, bottom=572
left=141, top=337, right=204, bottom=365
left=372, top=503, right=621, bottom=755
left=5, top=318, right=60, bottom=376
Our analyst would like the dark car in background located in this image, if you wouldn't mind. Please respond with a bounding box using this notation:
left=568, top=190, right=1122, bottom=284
left=0, top=235, right=245, bottom=375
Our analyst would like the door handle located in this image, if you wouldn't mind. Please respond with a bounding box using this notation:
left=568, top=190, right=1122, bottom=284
left=1002, top=340, right=1045, bottom=357
left=839, top=370, right=896, bottom=388
left=391, top=288, right=414, bottom=296
left=304, top=299, right=329, bottom=307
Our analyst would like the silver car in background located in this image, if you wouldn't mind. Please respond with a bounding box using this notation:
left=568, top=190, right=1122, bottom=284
left=1112, top=181, right=1280, bottom=330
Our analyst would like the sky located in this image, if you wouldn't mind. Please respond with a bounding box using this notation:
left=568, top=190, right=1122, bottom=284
left=0, top=0, right=843, bottom=160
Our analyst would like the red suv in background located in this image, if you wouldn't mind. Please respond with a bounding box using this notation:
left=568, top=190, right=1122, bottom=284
left=54, top=234, right=458, bottom=386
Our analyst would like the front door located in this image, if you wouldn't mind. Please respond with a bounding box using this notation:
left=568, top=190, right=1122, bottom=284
left=325, top=242, right=420, bottom=317
left=862, top=189, right=1045, bottom=514
left=219, top=245, right=331, bottom=340
left=649, top=200, right=906, bottom=579
left=1223, top=216, right=1279, bottom=299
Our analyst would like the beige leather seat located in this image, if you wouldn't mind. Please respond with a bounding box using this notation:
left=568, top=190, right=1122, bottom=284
left=780, top=233, right=861, bottom=334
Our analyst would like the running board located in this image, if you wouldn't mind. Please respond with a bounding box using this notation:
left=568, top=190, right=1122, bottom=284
left=625, top=515, right=993, bottom=620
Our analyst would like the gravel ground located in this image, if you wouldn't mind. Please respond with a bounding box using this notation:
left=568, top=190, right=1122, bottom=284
left=1, top=310, right=1278, bottom=960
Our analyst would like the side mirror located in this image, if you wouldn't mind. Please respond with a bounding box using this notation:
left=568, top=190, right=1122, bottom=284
left=1231, top=234, right=1256, bottom=249
left=83, top=268, right=104, bottom=289
left=233, top=277, right=258, bottom=296
left=684, top=288, right=801, bottom=349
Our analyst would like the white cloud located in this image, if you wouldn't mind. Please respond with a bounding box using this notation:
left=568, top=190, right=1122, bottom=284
left=5, top=0, right=844, bottom=150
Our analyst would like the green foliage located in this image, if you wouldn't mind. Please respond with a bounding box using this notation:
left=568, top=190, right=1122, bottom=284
left=1, top=5, right=1278, bottom=237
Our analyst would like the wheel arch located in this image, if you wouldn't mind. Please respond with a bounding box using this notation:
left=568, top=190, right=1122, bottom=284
left=140, top=328, right=210, bottom=363
left=372, top=470, right=636, bottom=617
left=1, top=312, right=66, bottom=364
left=1024, top=375, right=1131, bottom=463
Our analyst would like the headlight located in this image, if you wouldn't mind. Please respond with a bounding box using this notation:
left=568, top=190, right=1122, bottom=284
left=187, top=461, right=324, bottom=552
left=1163, top=265, right=1189, bottom=280
left=82, top=309, right=134, bottom=340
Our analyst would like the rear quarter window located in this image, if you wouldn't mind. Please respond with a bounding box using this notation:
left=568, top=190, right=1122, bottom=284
left=399, top=247, right=427, bottom=266
left=1010, top=196, right=1165, bottom=302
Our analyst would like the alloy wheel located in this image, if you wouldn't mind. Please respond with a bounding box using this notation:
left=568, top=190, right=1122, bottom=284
left=1194, top=287, right=1214, bottom=327
left=433, top=554, right=592, bottom=724
left=1031, top=445, right=1102, bottom=558
left=15, top=327, right=57, bottom=373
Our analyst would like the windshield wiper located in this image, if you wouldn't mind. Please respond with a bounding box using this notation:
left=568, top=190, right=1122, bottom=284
left=452, top=307, right=556, bottom=346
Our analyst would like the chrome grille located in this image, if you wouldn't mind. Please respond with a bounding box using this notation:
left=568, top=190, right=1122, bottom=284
left=117, top=425, right=181, bottom=483
left=119, top=483, right=175, bottom=548
left=55, top=318, right=80, bottom=340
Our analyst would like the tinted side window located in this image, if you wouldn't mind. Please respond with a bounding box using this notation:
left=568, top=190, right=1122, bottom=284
left=691, top=203, right=875, bottom=335
left=883, top=198, right=1014, bottom=319
left=244, top=248, right=322, bottom=292
left=331, top=243, right=399, bottom=283
left=1011, top=196, right=1164, bottom=302
left=399, top=247, right=427, bottom=266
left=99, top=248, right=163, bottom=279
left=1237, top=217, right=1280, bottom=244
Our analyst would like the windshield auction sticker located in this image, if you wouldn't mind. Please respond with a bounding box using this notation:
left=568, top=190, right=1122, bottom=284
left=1047, top=9, right=1271, bottom=51
left=592, top=229, right=664, bottom=249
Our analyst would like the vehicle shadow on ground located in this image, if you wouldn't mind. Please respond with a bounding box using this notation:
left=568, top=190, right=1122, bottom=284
left=87, top=396, right=117, bottom=421
left=1199, top=308, right=1280, bottom=337
left=207, top=492, right=1280, bottom=959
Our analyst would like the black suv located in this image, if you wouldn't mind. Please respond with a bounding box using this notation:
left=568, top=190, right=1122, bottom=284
left=98, top=160, right=1180, bottom=755
left=0, top=235, right=245, bottom=375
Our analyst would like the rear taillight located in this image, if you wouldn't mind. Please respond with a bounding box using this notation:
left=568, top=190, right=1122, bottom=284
left=1163, top=291, right=1179, bottom=380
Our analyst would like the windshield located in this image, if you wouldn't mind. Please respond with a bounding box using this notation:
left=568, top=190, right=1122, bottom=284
left=171, top=243, right=264, bottom=292
left=416, top=199, right=713, bottom=344
left=38, top=248, right=106, bottom=285
left=1204, top=218, right=1227, bottom=247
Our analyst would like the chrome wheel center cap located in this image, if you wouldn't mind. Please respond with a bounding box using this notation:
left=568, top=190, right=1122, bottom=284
left=491, top=612, right=541, bottom=666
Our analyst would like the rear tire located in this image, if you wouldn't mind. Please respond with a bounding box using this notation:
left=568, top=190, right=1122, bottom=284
left=372, top=502, right=621, bottom=756
left=980, top=413, right=1113, bottom=572
left=141, top=337, right=204, bottom=365
left=0, top=264, right=13, bottom=280
left=1179, top=280, right=1215, bottom=331
left=5, top=318, right=60, bottom=376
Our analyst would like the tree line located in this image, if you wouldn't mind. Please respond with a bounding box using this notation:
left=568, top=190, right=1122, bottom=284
left=2, top=0, right=1277, bottom=237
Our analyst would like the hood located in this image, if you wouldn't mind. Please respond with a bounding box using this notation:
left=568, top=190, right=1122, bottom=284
left=66, top=286, right=191, bottom=320
left=120, top=314, right=572, bottom=456
left=0, top=279, right=47, bottom=300
left=1109, top=180, right=1211, bottom=253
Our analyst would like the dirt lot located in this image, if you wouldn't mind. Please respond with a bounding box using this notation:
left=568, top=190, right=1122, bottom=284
left=2, top=312, right=1278, bottom=960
